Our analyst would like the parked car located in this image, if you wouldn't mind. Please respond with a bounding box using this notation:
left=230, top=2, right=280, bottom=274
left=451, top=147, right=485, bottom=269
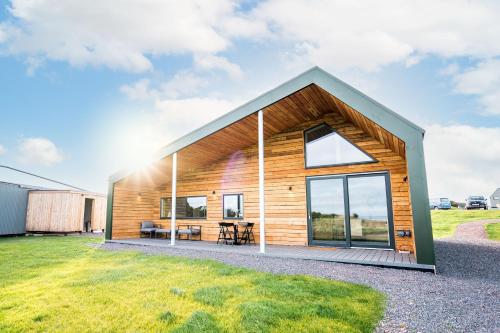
left=429, top=198, right=452, bottom=210
left=465, top=195, right=488, bottom=210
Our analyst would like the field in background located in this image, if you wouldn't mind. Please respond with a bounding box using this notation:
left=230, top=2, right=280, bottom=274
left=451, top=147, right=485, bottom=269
left=431, top=209, right=500, bottom=239
left=485, top=223, right=500, bottom=241
left=0, top=236, right=384, bottom=333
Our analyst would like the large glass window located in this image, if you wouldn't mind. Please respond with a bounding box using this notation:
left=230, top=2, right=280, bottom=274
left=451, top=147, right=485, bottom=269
left=160, top=196, right=207, bottom=219
left=307, top=173, right=392, bottom=248
left=347, top=175, right=390, bottom=246
left=304, top=124, right=374, bottom=168
left=223, top=194, right=243, bottom=219
left=309, top=178, right=346, bottom=242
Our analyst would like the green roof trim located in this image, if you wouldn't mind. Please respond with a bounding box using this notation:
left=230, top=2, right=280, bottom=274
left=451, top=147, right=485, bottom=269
left=107, top=66, right=435, bottom=265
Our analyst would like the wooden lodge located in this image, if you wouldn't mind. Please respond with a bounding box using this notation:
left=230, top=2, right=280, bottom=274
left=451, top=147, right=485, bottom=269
left=106, top=67, right=435, bottom=268
left=26, top=190, right=106, bottom=234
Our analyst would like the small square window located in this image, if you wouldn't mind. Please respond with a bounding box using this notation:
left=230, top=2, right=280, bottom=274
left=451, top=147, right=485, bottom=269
left=223, top=194, right=243, bottom=219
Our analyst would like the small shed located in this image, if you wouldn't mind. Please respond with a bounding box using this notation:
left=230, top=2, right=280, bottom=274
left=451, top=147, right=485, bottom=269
left=26, top=190, right=106, bottom=233
left=0, top=181, right=37, bottom=235
left=491, top=188, right=500, bottom=208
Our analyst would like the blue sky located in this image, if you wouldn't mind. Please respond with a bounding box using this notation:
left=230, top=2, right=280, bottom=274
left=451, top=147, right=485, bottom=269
left=0, top=0, right=499, bottom=201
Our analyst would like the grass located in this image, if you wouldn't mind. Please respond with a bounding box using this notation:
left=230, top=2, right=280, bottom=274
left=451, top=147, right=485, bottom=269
left=0, top=236, right=385, bottom=332
left=485, top=223, right=500, bottom=241
left=431, top=209, right=500, bottom=239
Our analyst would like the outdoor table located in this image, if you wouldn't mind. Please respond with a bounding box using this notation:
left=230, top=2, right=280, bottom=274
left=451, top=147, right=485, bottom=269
left=232, top=223, right=241, bottom=245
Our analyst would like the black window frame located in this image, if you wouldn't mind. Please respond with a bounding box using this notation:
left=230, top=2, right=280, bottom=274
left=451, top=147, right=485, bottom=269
left=303, top=123, right=377, bottom=169
left=160, top=196, right=207, bottom=220
left=305, top=171, right=395, bottom=249
left=222, top=193, right=244, bottom=220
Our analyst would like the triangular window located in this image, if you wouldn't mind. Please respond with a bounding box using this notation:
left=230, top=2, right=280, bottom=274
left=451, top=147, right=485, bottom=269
left=304, top=124, right=375, bottom=168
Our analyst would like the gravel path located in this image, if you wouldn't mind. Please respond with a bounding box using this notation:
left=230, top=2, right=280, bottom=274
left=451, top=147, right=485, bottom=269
left=454, top=219, right=500, bottom=242
left=101, top=237, right=500, bottom=333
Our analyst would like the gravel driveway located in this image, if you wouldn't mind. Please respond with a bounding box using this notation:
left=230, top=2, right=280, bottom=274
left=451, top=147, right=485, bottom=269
left=101, top=225, right=500, bottom=333
left=454, top=219, right=500, bottom=242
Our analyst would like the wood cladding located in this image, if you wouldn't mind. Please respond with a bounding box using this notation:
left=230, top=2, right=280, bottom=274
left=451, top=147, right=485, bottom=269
left=26, top=191, right=107, bottom=233
left=112, top=93, right=416, bottom=253
left=118, top=84, right=406, bottom=188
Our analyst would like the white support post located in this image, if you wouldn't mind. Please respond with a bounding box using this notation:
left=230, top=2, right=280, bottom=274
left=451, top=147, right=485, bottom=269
left=170, top=152, right=177, bottom=246
left=258, top=110, right=266, bottom=253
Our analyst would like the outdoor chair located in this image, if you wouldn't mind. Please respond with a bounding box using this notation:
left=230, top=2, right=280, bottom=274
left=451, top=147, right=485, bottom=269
left=238, top=222, right=255, bottom=245
left=139, top=221, right=158, bottom=238
left=176, top=225, right=202, bottom=241
left=217, top=222, right=235, bottom=245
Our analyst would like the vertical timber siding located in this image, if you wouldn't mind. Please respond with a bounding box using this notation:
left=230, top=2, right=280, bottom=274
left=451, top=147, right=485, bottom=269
left=112, top=112, right=415, bottom=253
left=26, top=191, right=107, bottom=233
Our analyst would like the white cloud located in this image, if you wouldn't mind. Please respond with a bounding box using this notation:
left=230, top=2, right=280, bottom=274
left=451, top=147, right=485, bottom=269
left=439, top=63, right=459, bottom=76
left=120, top=71, right=208, bottom=101
left=120, top=79, right=154, bottom=101
left=154, top=97, right=239, bottom=141
left=251, top=0, right=500, bottom=72
left=425, top=124, right=500, bottom=201
left=2, top=0, right=500, bottom=87
left=2, top=0, right=500, bottom=76
left=24, top=56, right=43, bottom=76
left=160, top=71, right=208, bottom=99
left=0, top=0, right=265, bottom=74
left=194, top=54, right=243, bottom=79
left=0, top=144, right=6, bottom=155
left=17, top=137, right=64, bottom=166
left=0, top=23, right=8, bottom=43
left=451, top=59, right=500, bottom=115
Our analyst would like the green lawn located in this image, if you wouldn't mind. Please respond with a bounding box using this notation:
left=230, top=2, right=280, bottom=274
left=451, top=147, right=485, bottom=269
left=431, top=209, right=500, bottom=239
left=0, top=236, right=384, bottom=333
left=485, top=223, right=500, bottom=241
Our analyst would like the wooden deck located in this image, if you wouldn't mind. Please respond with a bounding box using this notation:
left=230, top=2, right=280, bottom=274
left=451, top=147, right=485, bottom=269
left=106, top=239, right=435, bottom=271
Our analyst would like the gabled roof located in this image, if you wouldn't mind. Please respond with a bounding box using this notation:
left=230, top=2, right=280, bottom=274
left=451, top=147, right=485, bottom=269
left=110, top=66, right=424, bottom=183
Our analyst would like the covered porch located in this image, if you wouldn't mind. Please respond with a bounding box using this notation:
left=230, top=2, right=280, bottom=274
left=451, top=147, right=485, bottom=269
left=106, top=238, right=434, bottom=271
left=107, top=68, right=436, bottom=269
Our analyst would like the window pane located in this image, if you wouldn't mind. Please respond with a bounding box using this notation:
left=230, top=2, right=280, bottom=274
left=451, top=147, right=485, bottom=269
left=348, top=175, right=390, bottom=245
left=160, top=197, right=207, bottom=219
left=176, top=198, right=188, bottom=218
left=310, top=178, right=346, bottom=242
left=186, top=197, right=207, bottom=218
left=224, top=194, right=243, bottom=218
left=305, top=125, right=373, bottom=167
left=161, top=198, right=171, bottom=218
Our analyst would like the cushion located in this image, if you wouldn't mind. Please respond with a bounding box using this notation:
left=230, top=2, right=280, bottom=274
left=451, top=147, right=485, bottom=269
left=141, top=221, right=155, bottom=228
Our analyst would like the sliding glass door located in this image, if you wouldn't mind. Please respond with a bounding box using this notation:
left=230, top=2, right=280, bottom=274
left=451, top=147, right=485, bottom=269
left=307, top=172, right=394, bottom=249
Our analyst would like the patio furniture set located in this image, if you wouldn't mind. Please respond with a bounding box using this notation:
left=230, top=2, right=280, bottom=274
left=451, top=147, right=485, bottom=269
left=217, top=222, right=255, bottom=245
left=139, top=221, right=255, bottom=245
left=139, top=221, right=201, bottom=240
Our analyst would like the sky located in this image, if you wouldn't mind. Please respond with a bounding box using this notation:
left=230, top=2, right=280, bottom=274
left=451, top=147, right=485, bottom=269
left=0, top=0, right=499, bottom=202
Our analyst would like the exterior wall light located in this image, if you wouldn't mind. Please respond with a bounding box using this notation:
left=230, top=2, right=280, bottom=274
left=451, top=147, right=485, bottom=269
left=397, top=230, right=411, bottom=237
